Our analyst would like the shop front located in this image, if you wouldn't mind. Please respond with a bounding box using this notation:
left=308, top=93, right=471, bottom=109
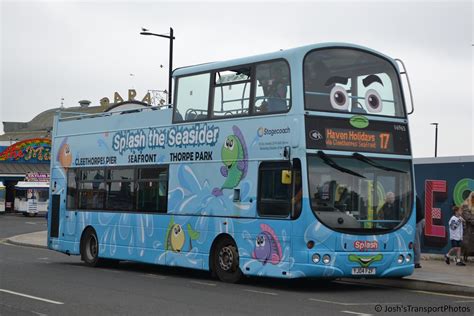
left=0, top=138, right=51, bottom=213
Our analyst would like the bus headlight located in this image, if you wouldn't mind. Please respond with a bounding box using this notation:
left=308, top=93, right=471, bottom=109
left=397, top=255, right=404, bottom=264
left=405, top=254, right=412, bottom=263
left=322, top=254, right=331, bottom=264
left=312, top=254, right=320, bottom=264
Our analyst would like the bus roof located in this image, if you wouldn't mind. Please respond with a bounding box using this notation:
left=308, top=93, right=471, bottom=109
left=173, top=42, right=398, bottom=77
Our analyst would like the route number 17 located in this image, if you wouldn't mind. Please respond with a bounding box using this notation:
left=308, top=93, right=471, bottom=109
left=379, top=133, right=390, bottom=150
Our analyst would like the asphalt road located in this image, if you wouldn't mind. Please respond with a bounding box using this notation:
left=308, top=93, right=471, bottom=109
left=1, top=215, right=473, bottom=316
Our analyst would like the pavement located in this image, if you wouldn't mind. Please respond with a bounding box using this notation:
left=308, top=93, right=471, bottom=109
left=6, top=229, right=474, bottom=291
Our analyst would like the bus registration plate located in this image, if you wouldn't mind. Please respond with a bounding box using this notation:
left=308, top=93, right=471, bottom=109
left=352, top=267, right=376, bottom=275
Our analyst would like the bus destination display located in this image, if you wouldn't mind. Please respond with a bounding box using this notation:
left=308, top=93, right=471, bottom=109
left=305, top=116, right=410, bottom=155
left=325, top=128, right=393, bottom=152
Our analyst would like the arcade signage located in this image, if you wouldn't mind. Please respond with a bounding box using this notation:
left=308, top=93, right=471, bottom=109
left=0, top=138, right=51, bottom=163
left=100, top=89, right=152, bottom=107
left=26, top=172, right=50, bottom=182
left=305, top=116, right=411, bottom=155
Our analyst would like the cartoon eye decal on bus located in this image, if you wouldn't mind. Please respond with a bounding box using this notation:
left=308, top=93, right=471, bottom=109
left=329, top=85, right=350, bottom=111
left=365, top=89, right=383, bottom=113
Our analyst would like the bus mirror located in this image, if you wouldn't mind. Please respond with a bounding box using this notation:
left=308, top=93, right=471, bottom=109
left=281, top=170, right=292, bottom=184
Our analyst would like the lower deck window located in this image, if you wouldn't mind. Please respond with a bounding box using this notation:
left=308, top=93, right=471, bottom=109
left=258, top=162, right=292, bottom=217
left=68, top=166, right=168, bottom=213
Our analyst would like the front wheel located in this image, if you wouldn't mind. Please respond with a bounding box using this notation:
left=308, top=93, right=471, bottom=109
left=213, top=238, right=243, bottom=283
left=81, top=229, right=102, bottom=267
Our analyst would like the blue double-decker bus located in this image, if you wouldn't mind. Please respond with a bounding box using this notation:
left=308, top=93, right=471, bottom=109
left=48, top=43, right=415, bottom=282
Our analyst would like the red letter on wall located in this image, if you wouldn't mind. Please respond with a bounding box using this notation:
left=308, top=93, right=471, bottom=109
left=424, top=180, right=447, bottom=238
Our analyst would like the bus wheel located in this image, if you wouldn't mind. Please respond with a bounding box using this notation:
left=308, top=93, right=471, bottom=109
left=81, top=229, right=102, bottom=267
left=214, top=238, right=242, bottom=283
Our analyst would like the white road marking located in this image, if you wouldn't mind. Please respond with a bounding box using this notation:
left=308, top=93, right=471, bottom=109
left=341, top=311, right=373, bottom=316
left=243, top=289, right=278, bottom=296
left=454, top=300, right=474, bottom=303
left=308, top=298, right=401, bottom=306
left=409, top=290, right=474, bottom=300
left=0, top=289, right=64, bottom=305
left=37, top=257, right=49, bottom=260
left=25, top=222, right=37, bottom=225
left=190, top=281, right=217, bottom=287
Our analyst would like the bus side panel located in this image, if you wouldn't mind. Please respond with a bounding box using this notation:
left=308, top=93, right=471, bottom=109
left=68, top=211, right=295, bottom=278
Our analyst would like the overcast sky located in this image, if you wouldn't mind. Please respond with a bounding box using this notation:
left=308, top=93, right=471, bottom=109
left=1, top=0, right=473, bottom=157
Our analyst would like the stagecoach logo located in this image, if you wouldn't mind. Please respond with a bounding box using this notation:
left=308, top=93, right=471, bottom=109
left=257, top=126, right=290, bottom=137
left=354, top=240, right=379, bottom=251
left=309, top=130, right=323, bottom=141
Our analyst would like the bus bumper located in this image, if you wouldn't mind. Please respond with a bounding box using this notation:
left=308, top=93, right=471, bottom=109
left=291, top=251, right=414, bottom=279
left=291, top=262, right=414, bottom=279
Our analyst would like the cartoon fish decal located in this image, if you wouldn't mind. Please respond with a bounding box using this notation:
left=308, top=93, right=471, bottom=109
left=165, top=217, right=201, bottom=252
left=252, top=224, right=282, bottom=265
left=212, top=125, right=248, bottom=196
left=57, top=137, right=72, bottom=170
left=165, top=217, right=185, bottom=252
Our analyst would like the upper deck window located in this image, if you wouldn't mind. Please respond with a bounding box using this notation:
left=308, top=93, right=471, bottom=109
left=174, top=59, right=291, bottom=122
left=304, top=48, right=404, bottom=117
left=254, top=60, right=291, bottom=114
left=212, top=67, right=251, bottom=118
left=174, top=73, right=210, bottom=122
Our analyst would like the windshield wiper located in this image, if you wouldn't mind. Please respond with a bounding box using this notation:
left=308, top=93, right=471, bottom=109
left=317, top=151, right=366, bottom=178
left=352, top=153, right=407, bottom=173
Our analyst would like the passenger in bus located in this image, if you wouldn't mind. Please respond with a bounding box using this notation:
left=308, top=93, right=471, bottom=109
left=259, top=65, right=288, bottom=113
left=266, top=83, right=287, bottom=112
left=378, top=191, right=397, bottom=227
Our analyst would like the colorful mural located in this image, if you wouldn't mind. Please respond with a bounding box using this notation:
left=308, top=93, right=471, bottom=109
left=0, top=138, right=51, bottom=163
left=415, top=160, right=474, bottom=254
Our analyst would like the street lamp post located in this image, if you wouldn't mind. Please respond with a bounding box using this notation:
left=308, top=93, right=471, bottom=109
left=430, top=123, right=439, bottom=157
left=140, top=27, right=175, bottom=104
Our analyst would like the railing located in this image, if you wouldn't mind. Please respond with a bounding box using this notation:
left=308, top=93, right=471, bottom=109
left=57, top=104, right=172, bottom=122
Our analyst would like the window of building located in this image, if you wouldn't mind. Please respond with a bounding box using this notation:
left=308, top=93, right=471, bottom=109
left=212, top=67, right=252, bottom=118
left=254, top=60, right=291, bottom=114
left=258, top=162, right=292, bottom=217
left=174, top=73, right=211, bottom=122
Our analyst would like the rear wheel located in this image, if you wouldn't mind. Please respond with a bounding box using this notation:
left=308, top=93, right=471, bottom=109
left=81, top=229, right=103, bottom=267
left=213, top=238, right=243, bottom=283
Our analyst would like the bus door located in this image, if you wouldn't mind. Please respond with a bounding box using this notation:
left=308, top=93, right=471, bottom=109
left=50, top=168, right=77, bottom=241
left=256, top=160, right=300, bottom=263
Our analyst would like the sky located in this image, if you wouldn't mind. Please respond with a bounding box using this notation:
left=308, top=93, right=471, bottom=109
left=0, top=0, right=473, bottom=158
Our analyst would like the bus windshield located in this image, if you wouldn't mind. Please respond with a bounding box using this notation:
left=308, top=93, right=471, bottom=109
left=304, top=48, right=405, bottom=117
left=308, top=154, right=412, bottom=233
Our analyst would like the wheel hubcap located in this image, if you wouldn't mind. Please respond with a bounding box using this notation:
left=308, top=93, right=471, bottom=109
left=87, top=235, right=98, bottom=259
left=218, top=246, right=234, bottom=271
